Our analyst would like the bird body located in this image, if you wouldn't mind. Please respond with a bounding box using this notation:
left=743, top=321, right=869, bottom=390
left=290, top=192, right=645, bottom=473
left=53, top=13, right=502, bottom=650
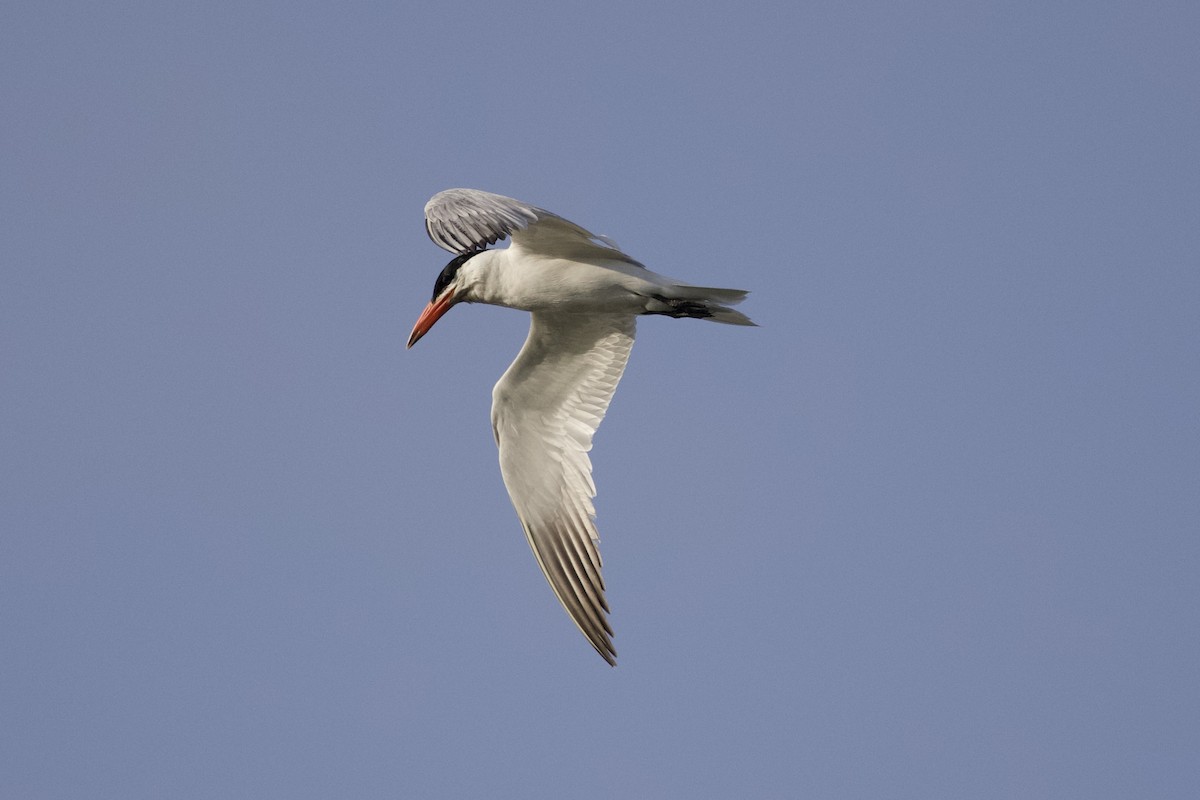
left=408, top=189, right=753, bottom=665
left=446, top=248, right=644, bottom=312
left=431, top=235, right=750, bottom=321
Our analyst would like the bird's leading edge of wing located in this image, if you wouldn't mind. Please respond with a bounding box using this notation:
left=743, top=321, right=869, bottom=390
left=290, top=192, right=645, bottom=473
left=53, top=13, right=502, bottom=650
left=490, top=312, right=637, bottom=665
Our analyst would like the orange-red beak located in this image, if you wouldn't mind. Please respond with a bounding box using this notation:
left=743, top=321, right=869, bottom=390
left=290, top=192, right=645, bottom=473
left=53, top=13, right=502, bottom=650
left=406, top=290, right=455, bottom=348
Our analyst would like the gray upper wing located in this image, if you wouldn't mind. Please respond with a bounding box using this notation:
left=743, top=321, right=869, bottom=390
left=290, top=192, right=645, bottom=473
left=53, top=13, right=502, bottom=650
left=424, top=189, right=543, bottom=254
left=424, top=188, right=642, bottom=266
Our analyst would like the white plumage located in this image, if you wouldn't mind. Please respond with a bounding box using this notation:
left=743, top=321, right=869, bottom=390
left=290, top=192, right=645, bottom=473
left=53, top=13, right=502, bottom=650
left=408, top=189, right=754, bottom=665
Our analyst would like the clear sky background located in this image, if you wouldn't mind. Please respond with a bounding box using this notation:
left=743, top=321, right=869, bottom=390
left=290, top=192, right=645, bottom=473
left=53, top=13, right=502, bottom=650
left=3, top=2, right=1198, bottom=798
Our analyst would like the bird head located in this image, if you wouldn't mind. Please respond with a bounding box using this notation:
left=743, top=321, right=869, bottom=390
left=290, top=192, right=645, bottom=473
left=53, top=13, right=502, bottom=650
left=406, top=251, right=482, bottom=348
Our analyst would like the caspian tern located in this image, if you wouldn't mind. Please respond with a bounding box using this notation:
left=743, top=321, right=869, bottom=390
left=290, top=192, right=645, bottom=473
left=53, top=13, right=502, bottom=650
left=407, top=188, right=754, bottom=665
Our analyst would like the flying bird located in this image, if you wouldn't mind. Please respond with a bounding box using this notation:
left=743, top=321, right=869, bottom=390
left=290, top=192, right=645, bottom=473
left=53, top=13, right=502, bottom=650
left=407, top=188, right=754, bottom=665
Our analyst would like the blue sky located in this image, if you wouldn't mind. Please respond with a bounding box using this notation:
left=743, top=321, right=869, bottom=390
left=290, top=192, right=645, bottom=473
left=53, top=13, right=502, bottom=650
left=3, top=2, right=1198, bottom=797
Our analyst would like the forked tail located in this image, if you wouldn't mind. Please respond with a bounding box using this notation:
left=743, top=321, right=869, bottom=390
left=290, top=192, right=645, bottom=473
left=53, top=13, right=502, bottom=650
left=645, top=285, right=756, bottom=326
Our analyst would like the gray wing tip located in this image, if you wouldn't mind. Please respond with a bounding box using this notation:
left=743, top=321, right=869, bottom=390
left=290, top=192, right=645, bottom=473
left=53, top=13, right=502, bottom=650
left=519, top=514, right=619, bottom=666
left=425, top=188, right=544, bottom=254
left=583, top=622, right=618, bottom=666
left=597, top=642, right=618, bottom=666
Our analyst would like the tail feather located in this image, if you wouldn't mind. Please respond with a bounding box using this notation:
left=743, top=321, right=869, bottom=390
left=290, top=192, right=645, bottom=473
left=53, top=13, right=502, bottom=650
left=667, top=285, right=750, bottom=306
left=645, top=285, right=756, bottom=326
left=704, top=304, right=756, bottom=326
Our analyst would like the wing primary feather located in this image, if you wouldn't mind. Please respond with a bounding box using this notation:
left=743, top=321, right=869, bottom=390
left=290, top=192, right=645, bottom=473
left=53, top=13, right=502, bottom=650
left=562, top=506, right=607, bottom=597
left=529, top=524, right=592, bottom=631
left=523, top=521, right=617, bottom=665
left=544, top=527, right=612, bottom=638
left=425, top=188, right=543, bottom=254
left=424, top=188, right=643, bottom=267
left=560, top=529, right=612, bottom=628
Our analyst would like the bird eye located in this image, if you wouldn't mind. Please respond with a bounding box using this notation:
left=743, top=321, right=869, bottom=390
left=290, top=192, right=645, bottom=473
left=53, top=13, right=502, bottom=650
left=431, top=252, right=474, bottom=301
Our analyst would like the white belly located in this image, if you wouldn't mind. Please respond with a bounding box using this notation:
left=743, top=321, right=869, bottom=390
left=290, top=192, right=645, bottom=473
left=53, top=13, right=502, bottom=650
left=482, top=252, right=670, bottom=315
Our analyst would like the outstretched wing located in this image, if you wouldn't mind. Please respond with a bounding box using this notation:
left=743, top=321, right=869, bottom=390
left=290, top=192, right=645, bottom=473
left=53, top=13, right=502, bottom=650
left=425, top=188, right=642, bottom=266
left=490, top=312, right=637, bottom=665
